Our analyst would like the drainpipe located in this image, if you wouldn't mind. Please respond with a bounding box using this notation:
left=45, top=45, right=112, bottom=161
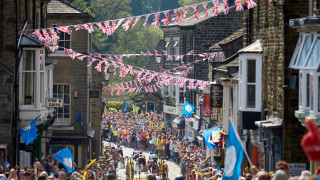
left=309, top=0, right=313, bottom=16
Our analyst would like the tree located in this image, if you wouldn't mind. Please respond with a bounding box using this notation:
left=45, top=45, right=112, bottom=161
left=91, top=0, right=132, bottom=21
left=130, top=0, right=144, bottom=16
left=178, top=0, right=208, bottom=6
left=73, top=0, right=93, bottom=15
left=160, top=0, right=179, bottom=11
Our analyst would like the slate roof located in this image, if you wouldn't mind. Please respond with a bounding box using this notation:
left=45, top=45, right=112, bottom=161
left=209, top=29, right=243, bottom=50
left=47, top=0, right=91, bottom=16
left=167, top=5, right=230, bottom=27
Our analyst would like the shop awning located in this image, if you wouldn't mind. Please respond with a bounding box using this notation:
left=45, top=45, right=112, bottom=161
left=202, top=126, right=221, bottom=149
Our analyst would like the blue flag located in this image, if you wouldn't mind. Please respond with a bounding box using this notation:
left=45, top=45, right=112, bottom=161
left=53, top=148, right=74, bottom=173
left=76, top=110, right=82, bottom=123
left=223, top=122, right=244, bottom=180
left=124, top=100, right=127, bottom=113
left=20, top=115, right=39, bottom=145
left=202, top=126, right=221, bottom=149
left=182, top=101, right=195, bottom=118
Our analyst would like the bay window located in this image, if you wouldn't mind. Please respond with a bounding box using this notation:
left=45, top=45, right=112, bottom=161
left=239, top=53, right=262, bottom=112
left=20, top=48, right=46, bottom=109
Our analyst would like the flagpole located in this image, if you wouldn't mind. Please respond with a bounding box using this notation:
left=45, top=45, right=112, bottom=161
left=230, top=120, right=252, bottom=167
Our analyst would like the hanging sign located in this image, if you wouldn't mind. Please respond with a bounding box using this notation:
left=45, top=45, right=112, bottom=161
left=210, top=84, right=223, bottom=108
left=46, top=98, right=64, bottom=108
left=203, top=94, right=213, bottom=116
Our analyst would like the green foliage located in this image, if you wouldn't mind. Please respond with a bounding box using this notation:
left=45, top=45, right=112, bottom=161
left=160, top=0, right=179, bottom=10
left=107, top=101, right=124, bottom=111
left=73, top=0, right=93, bottom=15
left=108, top=108, right=118, bottom=113
left=178, top=0, right=208, bottom=6
left=91, top=0, right=132, bottom=21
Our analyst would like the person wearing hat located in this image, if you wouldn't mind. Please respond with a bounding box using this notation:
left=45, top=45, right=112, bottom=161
left=273, top=170, right=287, bottom=180
left=19, top=169, right=26, bottom=179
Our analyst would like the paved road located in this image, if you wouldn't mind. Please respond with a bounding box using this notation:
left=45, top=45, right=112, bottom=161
left=104, top=141, right=181, bottom=180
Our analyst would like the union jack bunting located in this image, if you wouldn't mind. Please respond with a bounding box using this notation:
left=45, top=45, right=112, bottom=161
left=268, top=0, right=272, bottom=3
left=187, top=50, right=194, bottom=55
left=57, top=26, right=72, bottom=34
left=172, top=9, right=180, bottom=24
left=202, top=3, right=209, bottom=19
left=104, top=62, right=110, bottom=74
left=49, top=45, right=59, bottom=53
left=224, top=0, right=229, bottom=14
left=180, top=55, right=184, bottom=62
left=144, top=87, right=149, bottom=93
left=196, top=81, right=207, bottom=90
left=69, top=52, right=81, bottom=60
left=187, top=80, right=196, bottom=89
left=42, top=29, right=51, bottom=42
left=32, top=29, right=45, bottom=42
left=125, top=82, right=130, bottom=89
left=129, top=81, right=133, bottom=88
left=134, top=80, right=138, bottom=88
left=93, top=53, right=102, bottom=58
left=96, top=22, right=107, bottom=34
left=234, top=0, right=244, bottom=11
left=128, top=66, right=134, bottom=75
left=147, top=50, right=152, bottom=55
left=95, top=62, right=102, bottom=72
left=132, top=16, right=141, bottom=28
left=155, top=50, right=159, bottom=56
left=141, top=51, right=146, bottom=56
left=77, top=55, right=86, bottom=61
left=122, top=17, right=133, bottom=31
left=116, top=89, right=120, bottom=96
left=112, top=61, right=118, bottom=76
left=167, top=55, right=173, bottom=60
left=104, top=21, right=113, bottom=36
left=143, top=14, right=150, bottom=27
left=138, top=79, right=143, bottom=86
left=161, top=11, right=170, bottom=26
left=180, top=7, right=188, bottom=21
left=74, top=25, right=83, bottom=31
left=111, top=20, right=117, bottom=33
left=136, top=71, right=143, bottom=79
left=193, top=4, right=199, bottom=20
left=246, top=0, right=257, bottom=9
left=115, top=19, right=124, bottom=30
left=152, top=12, right=160, bottom=28
left=110, top=89, right=114, bottom=96
left=64, top=49, right=69, bottom=55
left=82, top=23, right=94, bottom=33
left=212, top=0, right=220, bottom=17
left=49, top=28, right=60, bottom=41
left=163, top=50, right=167, bottom=55
left=153, top=85, right=158, bottom=92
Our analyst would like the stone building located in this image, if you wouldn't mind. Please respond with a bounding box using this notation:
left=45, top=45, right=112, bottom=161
left=159, top=5, right=243, bottom=141
left=0, top=0, right=52, bottom=165
left=238, top=0, right=309, bottom=171
left=46, top=0, right=102, bottom=168
left=289, top=0, right=320, bottom=173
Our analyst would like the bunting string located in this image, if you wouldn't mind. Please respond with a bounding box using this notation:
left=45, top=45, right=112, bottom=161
left=20, top=0, right=258, bottom=39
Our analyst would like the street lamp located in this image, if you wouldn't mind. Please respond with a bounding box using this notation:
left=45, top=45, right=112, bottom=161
left=156, top=55, right=161, bottom=63
left=103, top=69, right=112, bottom=83
left=52, top=22, right=58, bottom=45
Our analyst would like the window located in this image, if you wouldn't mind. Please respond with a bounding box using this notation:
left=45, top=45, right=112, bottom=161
left=179, top=85, right=186, bottom=104
left=247, top=60, right=256, bottom=108
left=165, top=41, right=170, bottom=61
left=22, top=50, right=36, bottom=105
left=307, top=74, right=310, bottom=108
left=238, top=53, right=262, bottom=112
left=53, top=84, right=71, bottom=125
left=58, top=32, right=71, bottom=49
left=40, top=50, right=45, bottom=106
left=174, top=41, right=179, bottom=60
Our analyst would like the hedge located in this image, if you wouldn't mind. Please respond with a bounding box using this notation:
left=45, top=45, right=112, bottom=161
left=107, top=101, right=124, bottom=111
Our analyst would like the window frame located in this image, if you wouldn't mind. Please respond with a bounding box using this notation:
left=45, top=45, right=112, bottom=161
left=165, top=41, right=170, bottom=61
left=173, top=41, right=180, bottom=61
left=53, top=84, right=71, bottom=125
left=19, top=48, right=45, bottom=110
left=238, top=53, right=262, bottom=112
left=57, top=32, right=71, bottom=51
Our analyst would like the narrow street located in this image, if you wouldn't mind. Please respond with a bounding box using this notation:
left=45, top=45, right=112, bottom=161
left=105, top=141, right=181, bottom=180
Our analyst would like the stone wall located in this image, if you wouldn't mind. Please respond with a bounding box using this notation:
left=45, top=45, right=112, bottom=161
left=242, top=0, right=309, bottom=163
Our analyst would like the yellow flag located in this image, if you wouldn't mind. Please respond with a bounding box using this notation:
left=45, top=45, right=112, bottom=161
left=194, top=165, right=197, bottom=168
left=161, top=122, right=165, bottom=130
left=195, top=171, right=202, bottom=176
left=110, top=125, right=113, bottom=129
left=182, top=153, right=187, bottom=160
left=147, top=132, right=150, bottom=140
left=104, top=106, right=106, bottom=114
left=85, top=159, right=96, bottom=170
left=83, top=172, right=87, bottom=180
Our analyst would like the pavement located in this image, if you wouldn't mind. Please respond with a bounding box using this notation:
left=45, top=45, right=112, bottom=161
left=104, top=141, right=181, bottom=180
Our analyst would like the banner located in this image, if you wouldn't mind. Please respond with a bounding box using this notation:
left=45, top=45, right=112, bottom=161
left=203, top=94, right=213, bottom=117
